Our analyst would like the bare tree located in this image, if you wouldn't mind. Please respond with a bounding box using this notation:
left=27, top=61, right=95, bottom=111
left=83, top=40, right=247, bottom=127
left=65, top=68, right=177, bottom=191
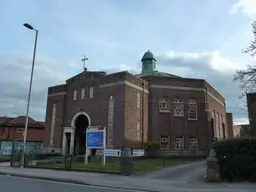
left=233, top=21, right=256, bottom=95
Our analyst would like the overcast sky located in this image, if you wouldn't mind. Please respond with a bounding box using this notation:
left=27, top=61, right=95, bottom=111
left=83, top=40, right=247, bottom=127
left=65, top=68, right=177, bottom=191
left=0, top=0, right=256, bottom=124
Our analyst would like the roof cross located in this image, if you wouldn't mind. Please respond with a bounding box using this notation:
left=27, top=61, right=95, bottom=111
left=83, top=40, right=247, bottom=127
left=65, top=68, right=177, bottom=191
left=81, top=55, right=88, bottom=71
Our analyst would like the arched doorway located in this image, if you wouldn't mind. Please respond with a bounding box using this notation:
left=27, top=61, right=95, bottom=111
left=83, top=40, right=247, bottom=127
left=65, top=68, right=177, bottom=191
left=74, top=114, right=89, bottom=156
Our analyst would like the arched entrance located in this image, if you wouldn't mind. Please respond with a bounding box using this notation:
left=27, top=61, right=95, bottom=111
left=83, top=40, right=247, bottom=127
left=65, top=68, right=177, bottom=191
left=74, top=114, right=89, bottom=155
left=71, top=112, right=91, bottom=156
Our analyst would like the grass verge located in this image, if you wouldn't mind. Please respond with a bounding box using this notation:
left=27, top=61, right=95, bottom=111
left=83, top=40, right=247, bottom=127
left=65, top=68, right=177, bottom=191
left=36, top=158, right=199, bottom=173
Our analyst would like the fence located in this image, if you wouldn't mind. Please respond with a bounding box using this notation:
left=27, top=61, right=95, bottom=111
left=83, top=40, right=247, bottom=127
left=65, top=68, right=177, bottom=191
left=22, top=148, right=204, bottom=175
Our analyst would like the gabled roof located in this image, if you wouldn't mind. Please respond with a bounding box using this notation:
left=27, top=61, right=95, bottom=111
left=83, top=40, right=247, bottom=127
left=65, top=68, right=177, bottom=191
left=66, top=71, right=107, bottom=83
left=0, top=117, right=13, bottom=125
left=0, top=116, right=44, bottom=129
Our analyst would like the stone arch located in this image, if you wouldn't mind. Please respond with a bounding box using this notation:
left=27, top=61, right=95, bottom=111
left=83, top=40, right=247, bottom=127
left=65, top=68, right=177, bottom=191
left=71, top=111, right=91, bottom=128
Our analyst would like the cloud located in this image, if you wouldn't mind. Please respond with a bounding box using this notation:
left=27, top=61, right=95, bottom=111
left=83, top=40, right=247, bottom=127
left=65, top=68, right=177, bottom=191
left=154, top=51, right=249, bottom=124
left=0, top=50, right=249, bottom=125
left=0, top=52, right=78, bottom=120
left=229, top=0, right=256, bottom=18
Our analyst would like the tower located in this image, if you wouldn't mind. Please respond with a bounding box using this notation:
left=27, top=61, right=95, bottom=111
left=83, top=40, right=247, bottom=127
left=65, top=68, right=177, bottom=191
left=141, top=50, right=156, bottom=74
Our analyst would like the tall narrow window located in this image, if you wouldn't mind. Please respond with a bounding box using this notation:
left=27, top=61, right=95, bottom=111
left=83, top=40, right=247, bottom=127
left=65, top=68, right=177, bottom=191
left=137, top=92, right=141, bottom=109
left=219, top=114, right=223, bottom=139
left=89, top=87, right=94, bottom=98
left=73, top=90, right=77, bottom=101
left=188, top=99, right=197, bottom=120
left=174, top=99, right=184, bottom=116
left=81, top=88, right=85, bottom=99
left=216, top=112, right=219, bottom=138
left=159, top=97, right=170, bottom=112
left=212, top=110, right=217, bottom=139
left=160, top=136, right=170, bottom=149
left=189, top=137, right=198, bottom=150
left=136, top=122, right=141, bottom=139
left=175, top=137, right=184, bottom=150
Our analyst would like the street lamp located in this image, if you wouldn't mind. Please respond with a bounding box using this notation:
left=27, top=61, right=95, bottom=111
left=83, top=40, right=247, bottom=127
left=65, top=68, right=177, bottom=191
left=20, top=23, right=38, bottom=168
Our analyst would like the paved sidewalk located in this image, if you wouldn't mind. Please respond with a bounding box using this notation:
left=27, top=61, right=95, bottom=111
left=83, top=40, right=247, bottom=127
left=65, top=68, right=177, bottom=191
left=0, top=166, right=255, bottom=192
left=0, top=162, right=10, bottom=167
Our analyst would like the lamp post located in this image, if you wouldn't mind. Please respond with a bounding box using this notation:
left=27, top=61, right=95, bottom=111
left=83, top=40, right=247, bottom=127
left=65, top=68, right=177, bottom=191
left=20, top=23, right=38, bottom=168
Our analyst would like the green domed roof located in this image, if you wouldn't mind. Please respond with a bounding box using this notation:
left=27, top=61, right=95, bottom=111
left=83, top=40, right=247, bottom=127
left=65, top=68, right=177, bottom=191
left=141, top=50, right=156, bottom=61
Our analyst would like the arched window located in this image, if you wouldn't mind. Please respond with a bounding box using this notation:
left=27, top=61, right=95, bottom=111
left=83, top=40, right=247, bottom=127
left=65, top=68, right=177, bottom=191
left=212, top=110, right=217, bottom=138
left=174, top=98, right=184, bottom=116
left=216, top=112, right=219, bottom=138
left=188, top=99, right=197, bottom=120
left=159, top=97, right=170, bottom=112
left=219, top=114, right=223, bottom=138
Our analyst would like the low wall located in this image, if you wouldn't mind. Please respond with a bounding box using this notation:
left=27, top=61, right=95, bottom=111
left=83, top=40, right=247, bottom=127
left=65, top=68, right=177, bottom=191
left=154, top=150, right=206, bottom=157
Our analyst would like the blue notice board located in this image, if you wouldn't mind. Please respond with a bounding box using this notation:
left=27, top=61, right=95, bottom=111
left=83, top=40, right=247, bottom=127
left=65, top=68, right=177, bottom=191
left=86, top=131, right=104, bottom=148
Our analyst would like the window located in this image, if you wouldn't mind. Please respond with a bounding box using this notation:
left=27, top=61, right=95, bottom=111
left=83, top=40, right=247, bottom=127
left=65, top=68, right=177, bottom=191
left=137, top=92, right=141, bottom=109
left=160, top=136, right=170, bottom=149
left=136, top=122, right=141, bottom=139
left=73, top=89, right=77, bottom=101
left=17, top=128, right=24, bottom=133
left=189, top=137, right=198, bottom=150
left=188, top=99, right=197, bottom=120
left=174, top=99, right=184, bottom=116
left=89, top=87, right=93, bottom=98
left=175, top=137, right=184, bottom=150
left=219, top=114, right=223, bottom=138
left=81, top=88, right=85, bottom=99
left=216, top=112, right=219, bottom=138
left=159, top=97, right=170, bottom=112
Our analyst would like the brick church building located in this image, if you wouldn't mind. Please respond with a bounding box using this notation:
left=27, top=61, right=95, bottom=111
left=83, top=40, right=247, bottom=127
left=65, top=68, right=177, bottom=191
left=44, top=51, right=230, bottom=156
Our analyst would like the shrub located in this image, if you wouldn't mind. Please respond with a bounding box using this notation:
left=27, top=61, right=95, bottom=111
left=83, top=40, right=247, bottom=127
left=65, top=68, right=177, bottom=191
left=210, top=137, right=256, bottom=181
left=147, top=141, right=160, bottom=150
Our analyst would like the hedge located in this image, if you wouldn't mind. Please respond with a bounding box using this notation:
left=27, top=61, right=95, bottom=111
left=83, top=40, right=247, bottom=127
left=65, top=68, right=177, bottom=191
left=210, top=137, right=256, bottom=182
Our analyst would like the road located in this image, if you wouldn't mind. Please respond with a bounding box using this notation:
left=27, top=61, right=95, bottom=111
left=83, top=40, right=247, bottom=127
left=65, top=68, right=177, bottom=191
left=134, top=161, right=205, bottom=183
left=0, top=175, right=145, bottom=192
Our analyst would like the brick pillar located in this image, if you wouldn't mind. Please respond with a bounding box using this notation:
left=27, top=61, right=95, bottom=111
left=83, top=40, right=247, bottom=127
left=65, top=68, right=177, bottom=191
left=120, top=148, right=133, bottom=176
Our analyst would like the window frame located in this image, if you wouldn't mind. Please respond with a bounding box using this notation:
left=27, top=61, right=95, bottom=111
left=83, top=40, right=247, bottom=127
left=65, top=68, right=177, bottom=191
left=189, top=137, right=198, bottom=151
left=160, top=136, right=170, bottom=149
left=73, top=89, right=77, bottom=101
left=159, top=97, right=170, bottom=113
left=174, top=99, right=184, bottom=116
left=136, top=121, right=141, bottom=140
left=175, top=136, right=184, bottom=150
left=137, top=92, right=141, bottom=109
left=81, top=88, right=85, bottom=100
left=89, top=87, right=94, bottom=99
left=188, top=99, right=197, bottom=120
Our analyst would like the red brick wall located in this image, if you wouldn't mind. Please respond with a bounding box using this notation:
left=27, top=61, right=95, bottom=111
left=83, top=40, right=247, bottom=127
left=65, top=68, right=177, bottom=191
left=0, top=126, right=44, bottom=141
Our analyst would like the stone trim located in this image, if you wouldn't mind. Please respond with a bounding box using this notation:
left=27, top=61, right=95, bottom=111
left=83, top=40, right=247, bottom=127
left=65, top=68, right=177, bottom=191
left=71, top=111, right=91, bottom=127
left=99, top=81, right=149, bottom=93
left=63, top=127, right=75, bottom=134
left=150, top=85, right=225, bottom=106
left=207, top=91, right=225, bottom=107
left=48, top=92, right=66, bottom=97
left=150, top=85, right=204, bottom=91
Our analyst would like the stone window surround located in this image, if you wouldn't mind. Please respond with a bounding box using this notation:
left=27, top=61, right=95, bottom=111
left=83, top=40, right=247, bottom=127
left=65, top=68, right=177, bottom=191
left=81, top=88, right=85, bottom=99
left=173, top=99, right=184, bottom=117
left=188, top=99, right=197, bottom=120
left=159, top=97, right=170, bottom=112
left=160, top=135, right=170, bottom=149
left=73, top=89, right=77, bottom=101
left=175, top=136, right=184, bottom=150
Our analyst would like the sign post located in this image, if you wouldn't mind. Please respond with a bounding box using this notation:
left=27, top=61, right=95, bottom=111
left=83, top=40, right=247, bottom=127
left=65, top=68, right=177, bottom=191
left=85, top=126, right=106, bottom=166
